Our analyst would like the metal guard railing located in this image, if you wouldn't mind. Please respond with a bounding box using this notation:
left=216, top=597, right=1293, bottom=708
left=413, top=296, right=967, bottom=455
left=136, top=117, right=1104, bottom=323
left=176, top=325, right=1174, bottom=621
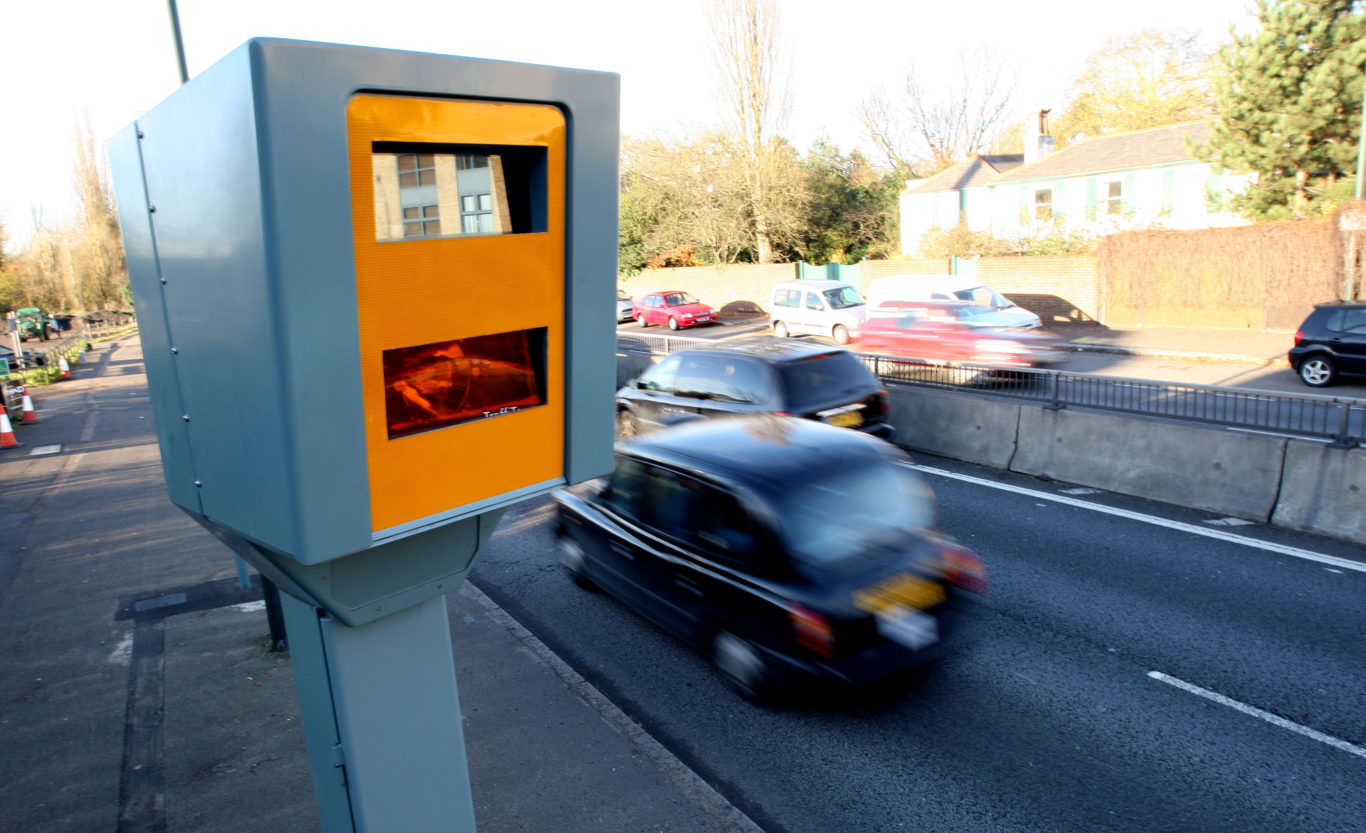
left=860, top=353, right=1365, bottom=448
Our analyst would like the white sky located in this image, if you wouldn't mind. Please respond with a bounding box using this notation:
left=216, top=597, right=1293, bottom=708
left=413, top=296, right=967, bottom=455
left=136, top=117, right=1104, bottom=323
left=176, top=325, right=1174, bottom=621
left=0, top=0, right=1255, bottom=250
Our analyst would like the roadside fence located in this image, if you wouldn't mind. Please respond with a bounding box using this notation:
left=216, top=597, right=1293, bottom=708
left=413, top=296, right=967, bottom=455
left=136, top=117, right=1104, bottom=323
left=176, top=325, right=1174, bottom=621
left=614, top=333, right=1365, bottom=448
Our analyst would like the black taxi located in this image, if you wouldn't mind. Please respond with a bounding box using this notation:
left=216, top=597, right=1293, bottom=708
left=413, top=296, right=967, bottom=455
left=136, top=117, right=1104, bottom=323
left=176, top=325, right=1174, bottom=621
left=552, top=415, right=986, bottom=702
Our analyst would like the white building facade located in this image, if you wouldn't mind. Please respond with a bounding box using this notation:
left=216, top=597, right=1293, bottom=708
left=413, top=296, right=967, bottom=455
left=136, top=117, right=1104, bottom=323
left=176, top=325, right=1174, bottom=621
left=899, top=122, right=1252, bottom=255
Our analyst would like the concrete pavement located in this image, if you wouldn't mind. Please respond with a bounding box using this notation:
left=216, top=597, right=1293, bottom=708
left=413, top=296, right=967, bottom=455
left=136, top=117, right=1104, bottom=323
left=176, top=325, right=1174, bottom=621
left=0, top=335, right=758, bottom=833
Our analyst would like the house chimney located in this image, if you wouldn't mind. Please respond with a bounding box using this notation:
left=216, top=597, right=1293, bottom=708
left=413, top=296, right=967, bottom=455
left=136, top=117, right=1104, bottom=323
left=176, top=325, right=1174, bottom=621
left=1024, top=108, right=1053, bottom=165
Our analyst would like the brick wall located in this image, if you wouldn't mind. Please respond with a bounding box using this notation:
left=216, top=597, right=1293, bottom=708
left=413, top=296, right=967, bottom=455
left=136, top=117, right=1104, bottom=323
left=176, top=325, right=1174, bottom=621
left=620, top=264, right=797, bottom=314
left=977, top=256, right=1101, bottom=324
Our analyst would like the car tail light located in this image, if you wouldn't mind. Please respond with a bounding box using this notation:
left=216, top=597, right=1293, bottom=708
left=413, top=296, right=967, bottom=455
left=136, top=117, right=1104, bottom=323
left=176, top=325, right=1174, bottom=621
left=868, top=389, right=889, bottom=418
left=788, top=603, right=836, bottom=659
left=774, top=410, right=791, bottom=416
left=1293, top=328, right=1304, bottom=346
left=938, top=544, right=987, bottom=594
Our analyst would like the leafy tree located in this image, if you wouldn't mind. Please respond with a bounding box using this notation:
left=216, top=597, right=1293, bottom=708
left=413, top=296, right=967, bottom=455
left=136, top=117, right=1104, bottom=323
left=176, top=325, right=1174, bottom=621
left=857, top=46, right=1019, bottom=177
left=619, top=133, right=753, bottom=268
left=1201, top=0, right=1366, bottom=219
left=1052, top=28, right=1216, bottom=145
left=797, top=141, right=901, bottom=264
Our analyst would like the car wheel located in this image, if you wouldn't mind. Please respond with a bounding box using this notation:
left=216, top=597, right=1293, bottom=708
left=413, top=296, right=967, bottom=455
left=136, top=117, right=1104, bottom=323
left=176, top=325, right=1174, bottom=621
left=711, top=630, right=769, bottom=703
left=668, top=317, right=680, bottom=330
left=832, top=324, right=850, bottom=345
left=773, top=321, right=788, bottom=338
left=1298, top=355, right=1337, bottom=387
left=616, top=408, right=639, bottom=439
left=556, top=536, right=596, bottom=590
left=637, top=314, right=649, bottom=328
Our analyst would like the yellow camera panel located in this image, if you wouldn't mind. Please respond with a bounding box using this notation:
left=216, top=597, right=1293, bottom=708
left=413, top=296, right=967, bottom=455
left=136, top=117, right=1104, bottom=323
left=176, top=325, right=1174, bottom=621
left=347, top=95, right=566, bottom=533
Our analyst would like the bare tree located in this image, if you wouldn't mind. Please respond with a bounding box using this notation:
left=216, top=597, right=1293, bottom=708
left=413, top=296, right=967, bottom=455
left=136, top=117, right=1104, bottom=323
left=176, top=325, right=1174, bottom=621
left=71, top=115, right=127, bottom=310
left=858, top=46, right=1019, bottom=177
left=707, top=0, right=796, bottom=263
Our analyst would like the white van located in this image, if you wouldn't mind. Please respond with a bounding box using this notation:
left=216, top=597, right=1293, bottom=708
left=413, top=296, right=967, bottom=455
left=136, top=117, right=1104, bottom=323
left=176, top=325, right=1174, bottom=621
left=865, top=275, right=1042, bottom=330
left=768, top=280, right=866, bottom=344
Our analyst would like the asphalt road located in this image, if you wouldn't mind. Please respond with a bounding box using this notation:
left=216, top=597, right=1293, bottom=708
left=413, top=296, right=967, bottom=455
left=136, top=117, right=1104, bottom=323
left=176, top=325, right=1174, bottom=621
left=471, top=457, right=1366, bottom=833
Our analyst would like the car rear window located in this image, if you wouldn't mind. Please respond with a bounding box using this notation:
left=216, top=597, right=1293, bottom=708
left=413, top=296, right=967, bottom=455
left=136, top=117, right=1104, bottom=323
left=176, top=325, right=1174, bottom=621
left=773, top=461, right=936, bottom=569
left=775, top=350, right=878, bottom=412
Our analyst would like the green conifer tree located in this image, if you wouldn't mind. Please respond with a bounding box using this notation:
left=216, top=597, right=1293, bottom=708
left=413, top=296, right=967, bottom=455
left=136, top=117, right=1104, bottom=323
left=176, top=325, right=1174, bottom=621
left=1203, top=0, right=1366, bottom=219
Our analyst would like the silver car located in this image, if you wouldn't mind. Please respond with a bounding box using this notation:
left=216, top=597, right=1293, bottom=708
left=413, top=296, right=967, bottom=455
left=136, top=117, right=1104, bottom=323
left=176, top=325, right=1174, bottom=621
left=617, top=289, right=635, bottom=323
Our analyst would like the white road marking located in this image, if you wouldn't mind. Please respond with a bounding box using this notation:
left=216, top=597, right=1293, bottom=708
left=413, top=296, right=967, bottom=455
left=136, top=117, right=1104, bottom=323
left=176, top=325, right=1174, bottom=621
left=914, top=465, right=1366, bottom=575
left=235, top=601, right=266, bottom=614
left=29, top=444, right=62, bottom=456
left=1061, top=487, right=1100, bottom=495
left=1204, top=517, right=1255, bottom=527
left=1148, top=671, right=1366, bottom=760
left=108, top=633, right=133, bottom=665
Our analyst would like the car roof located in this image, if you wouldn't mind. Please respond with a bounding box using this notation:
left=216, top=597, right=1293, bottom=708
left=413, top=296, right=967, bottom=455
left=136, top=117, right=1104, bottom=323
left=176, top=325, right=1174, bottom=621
left=664, top=336, right=854, bottom=363
left=1312, top=300, right=1366, bottom=309
left=774, top=280, right=856, bottom=290
left=620, top=415, right=894, bottom=492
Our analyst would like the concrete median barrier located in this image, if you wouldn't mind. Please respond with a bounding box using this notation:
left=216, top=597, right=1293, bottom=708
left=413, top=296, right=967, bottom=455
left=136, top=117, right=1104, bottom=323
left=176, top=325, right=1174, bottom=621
left=1011, top=407, right=1287, bottom=522
left=1271, top=441, right=1366, bottom=544
left=887, top=386, right=1021, bottom=469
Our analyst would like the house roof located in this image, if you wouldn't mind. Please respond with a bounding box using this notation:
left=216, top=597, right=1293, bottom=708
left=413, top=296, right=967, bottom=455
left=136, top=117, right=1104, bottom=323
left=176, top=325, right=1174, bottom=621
left=903, top=123, right=1212, bottom=194
left=902, top=154, right=1024, bottom=195
left=992, top=122, right=1211, bottom=183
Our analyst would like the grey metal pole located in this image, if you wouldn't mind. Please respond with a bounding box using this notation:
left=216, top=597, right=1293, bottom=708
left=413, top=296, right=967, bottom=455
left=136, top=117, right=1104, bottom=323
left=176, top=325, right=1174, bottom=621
left=166, top=0, right=189, bottom=85
left=281, top=592, right=478, bottom=833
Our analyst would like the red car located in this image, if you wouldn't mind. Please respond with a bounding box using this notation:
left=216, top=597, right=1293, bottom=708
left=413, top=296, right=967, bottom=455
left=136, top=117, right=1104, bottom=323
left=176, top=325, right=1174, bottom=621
left=859, top=301, right=1063, bottom=367
left=632, top=291, right=717, bottom=330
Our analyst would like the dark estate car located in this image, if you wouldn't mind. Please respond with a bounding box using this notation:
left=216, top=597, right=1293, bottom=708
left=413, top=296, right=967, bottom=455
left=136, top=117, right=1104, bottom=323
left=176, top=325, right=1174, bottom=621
left=553, top=416, right=987, bottom=701
left=615, top=338, right=896, bottom=442
left=1289, top=301, right=1366, bottom=387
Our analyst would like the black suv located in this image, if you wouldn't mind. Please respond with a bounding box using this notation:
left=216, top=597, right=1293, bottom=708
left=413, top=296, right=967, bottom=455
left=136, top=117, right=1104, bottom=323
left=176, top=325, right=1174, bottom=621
left=1288, top=301, right=1366, bottom=387
left=615, top=338, right=895, bottom=441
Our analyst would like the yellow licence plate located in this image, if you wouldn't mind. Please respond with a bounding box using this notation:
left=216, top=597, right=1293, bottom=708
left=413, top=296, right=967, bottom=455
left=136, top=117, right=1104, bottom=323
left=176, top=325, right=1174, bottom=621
left=827, top=410, right=862, bottom=428
left=854, top=574, right=946, bottom=614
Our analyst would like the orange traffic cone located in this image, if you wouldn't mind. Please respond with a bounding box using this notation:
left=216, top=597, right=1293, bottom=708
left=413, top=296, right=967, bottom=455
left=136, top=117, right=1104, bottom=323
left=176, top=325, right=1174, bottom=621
left=58, top=356, right=71, bottom=380
left=0, top=411, right=21, bottom=449
left=19, top=392, right=39, bottom=424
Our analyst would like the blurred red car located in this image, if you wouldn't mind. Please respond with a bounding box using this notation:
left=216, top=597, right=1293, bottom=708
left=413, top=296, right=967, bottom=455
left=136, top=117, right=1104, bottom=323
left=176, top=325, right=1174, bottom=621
left=858, top=301, right=1063, bottom=367
left=632, top=291, right=717, bottom=330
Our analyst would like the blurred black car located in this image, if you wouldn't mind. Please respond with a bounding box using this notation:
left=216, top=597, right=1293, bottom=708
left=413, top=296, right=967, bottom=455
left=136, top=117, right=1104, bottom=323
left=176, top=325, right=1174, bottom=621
left=553, top=416, right=987, bottom=702
left=1289, top=301, right=1366, bottom=387
left=615, top=338, right=895, bottom=442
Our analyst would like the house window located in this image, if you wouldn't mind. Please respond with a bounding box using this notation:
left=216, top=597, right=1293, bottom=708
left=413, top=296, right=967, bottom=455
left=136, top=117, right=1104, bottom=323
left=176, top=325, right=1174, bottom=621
left=1034, top=188, right=1053, bottom=221
left=1103, top=181, right=1123, bottom=215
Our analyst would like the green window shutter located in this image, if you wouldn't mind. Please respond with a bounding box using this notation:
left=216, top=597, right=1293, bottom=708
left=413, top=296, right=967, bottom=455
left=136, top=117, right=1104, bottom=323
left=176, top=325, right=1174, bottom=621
left=958, top=189, right=967, bottom=224
left=1086, top=177, right=1097, bottom=217
left=1124, top=173, right=1137, bottom=213
left=1162, top=170, right=1175, bottom=214
left=1208, top=166, right=1224, bottom=211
